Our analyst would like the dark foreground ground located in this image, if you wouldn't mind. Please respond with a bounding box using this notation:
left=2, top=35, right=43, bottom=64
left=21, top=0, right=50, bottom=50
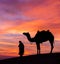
left=0, top=53, right=60, bottom=64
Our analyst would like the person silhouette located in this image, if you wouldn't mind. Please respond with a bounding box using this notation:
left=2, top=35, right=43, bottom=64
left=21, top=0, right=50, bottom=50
left=18, top=41, right=24, bottom=57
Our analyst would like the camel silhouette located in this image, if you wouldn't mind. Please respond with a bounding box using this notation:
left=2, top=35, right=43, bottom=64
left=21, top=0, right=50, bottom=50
left=23, top=30, right=54, bottom=54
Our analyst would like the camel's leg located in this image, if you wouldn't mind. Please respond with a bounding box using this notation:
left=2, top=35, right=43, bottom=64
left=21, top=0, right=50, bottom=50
left=36, top=43, right=40, bottom=54
left=39, top=44, right=40, bottom=54
left=36, top=44, right=38, bottom=54
left=50, top=41, right=54, bottom=53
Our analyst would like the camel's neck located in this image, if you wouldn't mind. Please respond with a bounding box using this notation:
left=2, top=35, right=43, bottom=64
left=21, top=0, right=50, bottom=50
left=25, top=34, right=34, bottom=42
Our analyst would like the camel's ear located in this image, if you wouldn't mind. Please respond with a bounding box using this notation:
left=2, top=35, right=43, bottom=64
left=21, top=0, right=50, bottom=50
left=23, top=32, right=29, bottom=34
left=27, top=32, right=29, bottom=33
left=24, top=32, right=29, bottom=33
left=23, top=32, right=25, bottom=34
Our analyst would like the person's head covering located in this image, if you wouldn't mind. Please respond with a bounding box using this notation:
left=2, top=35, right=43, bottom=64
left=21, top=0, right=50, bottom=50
left=19, top=41, right=22, bottom=44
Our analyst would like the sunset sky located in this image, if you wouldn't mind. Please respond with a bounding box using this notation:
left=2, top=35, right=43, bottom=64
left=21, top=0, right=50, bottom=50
left=0, top=0, right=60, bottom=59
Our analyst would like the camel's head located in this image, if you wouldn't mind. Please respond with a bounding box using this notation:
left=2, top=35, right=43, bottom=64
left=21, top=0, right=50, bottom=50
left=23, top=32, right=29, bottom=36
